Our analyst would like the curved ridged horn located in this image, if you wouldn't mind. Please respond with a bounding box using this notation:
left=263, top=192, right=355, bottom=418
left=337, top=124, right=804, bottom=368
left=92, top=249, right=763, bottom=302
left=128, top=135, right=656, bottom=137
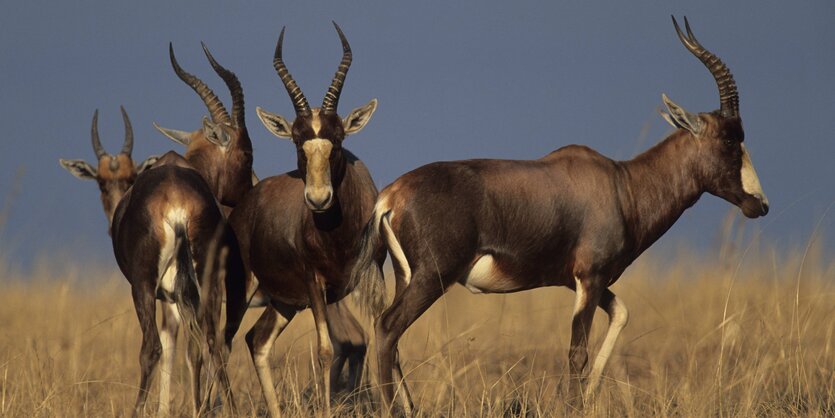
left=120, top=106, right=134, bottom=155
left=91, top=109, right=106, bottom=159
left=202, top=42, right=245, bottom=127
left=273, top=27, right=311, bottom=116
left=672, top=16, right=739, bottom=117
left=321, top=21, right=352, bottom=114
left=169, top=43, right=232, bottom=124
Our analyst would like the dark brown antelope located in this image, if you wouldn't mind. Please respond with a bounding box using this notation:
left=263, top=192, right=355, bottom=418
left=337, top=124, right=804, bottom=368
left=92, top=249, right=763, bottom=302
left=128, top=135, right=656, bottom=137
left=60, top=108, right=243, bottom=417
left=155, top=41, right=370, bottom=394
left=350, top=16, right=769, bottom=414
left=228, top=22, right=380, bottom=417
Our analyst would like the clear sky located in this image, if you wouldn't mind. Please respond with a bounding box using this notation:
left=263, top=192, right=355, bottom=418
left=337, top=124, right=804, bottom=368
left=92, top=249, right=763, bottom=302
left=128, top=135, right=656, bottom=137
left=0, top=1, right=833, bottom=269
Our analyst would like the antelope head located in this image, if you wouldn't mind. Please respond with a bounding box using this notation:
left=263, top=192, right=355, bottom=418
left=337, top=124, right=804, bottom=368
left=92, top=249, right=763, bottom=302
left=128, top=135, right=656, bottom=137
left=60, top=107, right=159, bottom=226
left=154, top=43, right=254, bottom=206
left=256, top=22, right=378, bottom=212
left=661, top=17, right=769, bottom=218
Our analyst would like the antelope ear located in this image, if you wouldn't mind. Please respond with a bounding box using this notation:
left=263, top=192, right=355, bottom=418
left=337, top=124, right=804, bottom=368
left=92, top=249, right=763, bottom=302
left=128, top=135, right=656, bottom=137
left=59, top=159, right=97, bottom=180
left=202, top=116, right=231, bottom=147
left=343, top=99, right=378, bottom=136
left=136, top=155, right=160, bottom=174
left=153, top=123, right=192, bottom=146
left=661, top=94, right=702, bottom=135
left=256, top=107, right=293, bottom=139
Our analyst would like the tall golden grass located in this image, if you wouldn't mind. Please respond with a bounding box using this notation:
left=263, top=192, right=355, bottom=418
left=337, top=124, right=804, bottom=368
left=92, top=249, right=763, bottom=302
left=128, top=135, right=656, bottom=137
left=0, top=213, right=832, bottom=417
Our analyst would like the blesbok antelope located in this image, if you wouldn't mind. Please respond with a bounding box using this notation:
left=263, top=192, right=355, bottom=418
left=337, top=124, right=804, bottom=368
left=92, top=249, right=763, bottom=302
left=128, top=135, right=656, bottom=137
left=350, top=16, right=769, bottom=413
left=154, top=41, right=370, bottom=394
left=228, top=22, right=380, bottom=417
left=154, top=42, right=253, bottom=355
left=60, top=108, right=243, bottom=416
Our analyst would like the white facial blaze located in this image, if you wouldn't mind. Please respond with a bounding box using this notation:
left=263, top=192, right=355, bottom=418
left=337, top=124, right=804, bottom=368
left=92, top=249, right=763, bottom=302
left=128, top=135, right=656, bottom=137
left=310, top=111, right=322, bottom=134
left=740, top=145, right=767, bottom=203
left=302, top=138, right=334, bottom=208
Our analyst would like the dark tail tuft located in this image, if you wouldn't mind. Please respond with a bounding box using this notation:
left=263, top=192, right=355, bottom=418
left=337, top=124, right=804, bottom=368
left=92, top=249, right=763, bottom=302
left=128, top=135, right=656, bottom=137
left=173, top=224, right=203, bottom=340
left=349, top=211, right=387, bottom=318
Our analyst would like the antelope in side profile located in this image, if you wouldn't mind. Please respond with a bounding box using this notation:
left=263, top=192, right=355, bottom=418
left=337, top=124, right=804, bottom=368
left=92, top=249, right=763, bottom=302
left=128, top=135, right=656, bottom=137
left=228, top=23, right=380, bottom=417
left=154, top=41, right=370, bottom=394
left=350, top=17, right=769, bottom=414
left=60, top=108, right=243, bottom=416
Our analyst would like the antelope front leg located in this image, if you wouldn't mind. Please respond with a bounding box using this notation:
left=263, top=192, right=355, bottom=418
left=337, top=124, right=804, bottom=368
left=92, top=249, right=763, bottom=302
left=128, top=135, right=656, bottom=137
left=568, top=275, right=603, bottom=407
left=325, top=300, right=367, bottom=396
left=247, top=303, right=296, bottom=418
left=585, top=288, right=629, bottom=398
left=307, top=272, right=334, bottom=417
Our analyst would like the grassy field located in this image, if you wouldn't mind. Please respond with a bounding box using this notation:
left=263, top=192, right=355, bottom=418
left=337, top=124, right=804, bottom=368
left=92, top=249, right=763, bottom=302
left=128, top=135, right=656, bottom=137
left=0, top=221, right=832, bottom=417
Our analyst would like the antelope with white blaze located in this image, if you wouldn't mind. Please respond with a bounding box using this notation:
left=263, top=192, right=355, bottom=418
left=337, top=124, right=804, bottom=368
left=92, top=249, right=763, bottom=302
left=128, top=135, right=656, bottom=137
left=60, top=107, right=244, bottom=416
left=228, top=22, right=381, bottom=417
left=350, top=16, right=769, bottom=414
left=154, top=41, right=370, bottom=395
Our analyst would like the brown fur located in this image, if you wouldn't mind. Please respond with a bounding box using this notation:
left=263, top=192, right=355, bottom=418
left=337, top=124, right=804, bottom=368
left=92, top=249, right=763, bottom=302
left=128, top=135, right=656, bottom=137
left=234, top=25, right=381, bottom=416
left=110, top=156, right=243, bottom=416
left=182, top=126, right=254, bottom=208
left=352, top=67, right=768, bottom=411
left=63, top=119, right=244, bottom=416
left=358, top=106, right=768, bottom=415
left=162, top=43, right=369, bottom=402
left=230, top=151, right=377, bottom=307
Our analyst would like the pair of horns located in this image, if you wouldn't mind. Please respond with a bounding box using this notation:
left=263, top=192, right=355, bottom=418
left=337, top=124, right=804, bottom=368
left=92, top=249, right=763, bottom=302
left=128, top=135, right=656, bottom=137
left=91, top=106, right=133, bottom=159
left=672, top=16, right=739, bottom=118
left=274, top=21, right=352, bottom=116
left=169, top=42, right=245, bottom=127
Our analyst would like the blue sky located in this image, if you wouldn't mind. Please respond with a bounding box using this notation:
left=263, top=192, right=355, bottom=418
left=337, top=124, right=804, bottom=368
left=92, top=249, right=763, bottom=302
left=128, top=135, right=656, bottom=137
left=1, top=1, right=833, bottom=269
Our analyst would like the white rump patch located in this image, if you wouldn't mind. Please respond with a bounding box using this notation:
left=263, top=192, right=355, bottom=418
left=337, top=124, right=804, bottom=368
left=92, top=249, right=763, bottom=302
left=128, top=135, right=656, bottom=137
left=462, top=255, right=517, bottom=294
left=740, top=145, right=767, bottom=203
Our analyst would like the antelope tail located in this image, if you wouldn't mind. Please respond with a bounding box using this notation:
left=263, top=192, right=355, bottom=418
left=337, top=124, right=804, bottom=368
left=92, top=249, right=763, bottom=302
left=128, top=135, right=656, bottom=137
left=173, top=224, right=203, bottom=341
left=349, top=209, right=387, bottom=318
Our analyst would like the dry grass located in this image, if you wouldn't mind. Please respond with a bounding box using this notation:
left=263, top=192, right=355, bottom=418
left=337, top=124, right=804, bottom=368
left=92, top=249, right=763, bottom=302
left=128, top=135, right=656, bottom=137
left=0, top=224, right=833, bottom=417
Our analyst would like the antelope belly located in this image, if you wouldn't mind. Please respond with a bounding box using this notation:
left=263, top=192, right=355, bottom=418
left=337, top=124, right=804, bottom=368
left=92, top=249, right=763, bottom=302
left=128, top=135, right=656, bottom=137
left=461, top=255, right=520, bottom=294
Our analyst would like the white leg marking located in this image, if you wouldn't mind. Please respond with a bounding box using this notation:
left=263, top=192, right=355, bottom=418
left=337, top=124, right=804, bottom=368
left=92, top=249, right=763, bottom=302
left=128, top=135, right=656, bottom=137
left=382, top=213, right=412, bottom=286
left=252, top=308, right=294, bottom=418
left=586, top=293, right=629, bottom=397
left=158, top=302, right=181, bottom=416
left=572, top=276, right=587, bottom=317
left=253, top=311, right=291, bottom=364
left=740, top=144, right=768, bottom=203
